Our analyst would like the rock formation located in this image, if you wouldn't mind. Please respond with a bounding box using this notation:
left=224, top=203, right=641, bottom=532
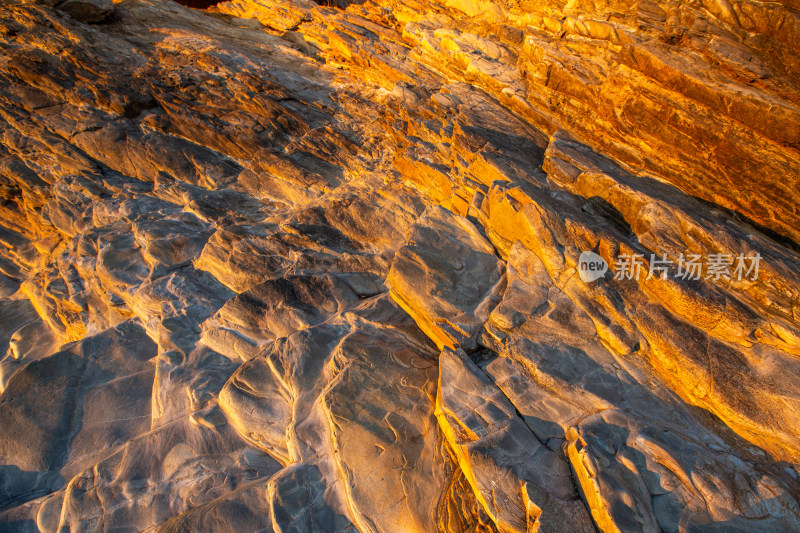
left=0, top=0, right=799, bottom=530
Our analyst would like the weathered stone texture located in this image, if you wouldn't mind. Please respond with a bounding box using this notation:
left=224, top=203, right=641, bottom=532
left=1, top=0, right=800, bottom=530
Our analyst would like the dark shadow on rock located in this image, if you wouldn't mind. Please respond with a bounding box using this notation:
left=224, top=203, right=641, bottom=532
left=0, top=519, right=39, bottom=533
left=580, top=196, right=634, bottom=238
left=0, top=321, right=156, bottom=510
left=171, top=0, right=223, bottom=8
left=0, top=466, right=63, bottom=513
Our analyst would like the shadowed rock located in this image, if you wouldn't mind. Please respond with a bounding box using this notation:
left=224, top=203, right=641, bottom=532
left=0, top=0, right=799, bottom=530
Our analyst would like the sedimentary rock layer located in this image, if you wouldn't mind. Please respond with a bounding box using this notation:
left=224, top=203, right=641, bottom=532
left=1, top=0, right=799, bottom=531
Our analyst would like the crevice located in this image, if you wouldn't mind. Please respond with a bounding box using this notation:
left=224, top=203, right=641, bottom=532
left=171, top=0, right=224, bottom=9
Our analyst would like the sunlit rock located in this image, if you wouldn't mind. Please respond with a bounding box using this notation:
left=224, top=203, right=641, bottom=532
left=1, top=0, right=800, bottom=530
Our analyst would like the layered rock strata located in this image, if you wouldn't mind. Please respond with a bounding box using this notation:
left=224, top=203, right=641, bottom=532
left=0, top=0, right=799, bottom=531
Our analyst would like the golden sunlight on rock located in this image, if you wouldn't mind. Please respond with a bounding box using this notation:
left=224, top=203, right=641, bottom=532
left=0, top=0, right=799, bottom=531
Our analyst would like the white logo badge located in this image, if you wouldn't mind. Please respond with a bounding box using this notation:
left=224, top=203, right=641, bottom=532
left=578, top=251, right=608, bottom=283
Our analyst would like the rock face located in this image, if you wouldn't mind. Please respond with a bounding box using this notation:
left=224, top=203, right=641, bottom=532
left=387, top=206, right=505, bottom=351
left=53, top=0, right=114, bottom=23
left=0, top=0, right=800, bottom=531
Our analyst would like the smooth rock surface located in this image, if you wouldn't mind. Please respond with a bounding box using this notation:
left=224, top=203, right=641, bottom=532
left=0, top=0, right=799, bottom=530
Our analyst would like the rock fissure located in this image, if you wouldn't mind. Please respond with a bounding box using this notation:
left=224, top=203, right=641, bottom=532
left=2, top=0, right=800, bottom=531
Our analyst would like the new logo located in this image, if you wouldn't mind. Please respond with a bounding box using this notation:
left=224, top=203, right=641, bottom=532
left=578, top=251, right=608, bottom=283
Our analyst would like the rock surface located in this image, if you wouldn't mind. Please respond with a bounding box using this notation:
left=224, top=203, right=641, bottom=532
left=0, top=0, right=800, bottom=531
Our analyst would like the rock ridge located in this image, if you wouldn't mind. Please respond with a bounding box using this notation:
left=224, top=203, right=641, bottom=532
left=0, top=0, right=799, bottom=531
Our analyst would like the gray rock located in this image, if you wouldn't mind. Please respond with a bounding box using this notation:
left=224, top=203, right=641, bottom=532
left=56, top=0, right=113, bottom=23
left=0, top=0, right=800, bottom=530
left=387, top=206, right=506, bottom=351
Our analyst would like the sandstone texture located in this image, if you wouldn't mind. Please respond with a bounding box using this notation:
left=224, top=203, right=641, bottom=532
left=0, top=0, right=800, bottom=531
